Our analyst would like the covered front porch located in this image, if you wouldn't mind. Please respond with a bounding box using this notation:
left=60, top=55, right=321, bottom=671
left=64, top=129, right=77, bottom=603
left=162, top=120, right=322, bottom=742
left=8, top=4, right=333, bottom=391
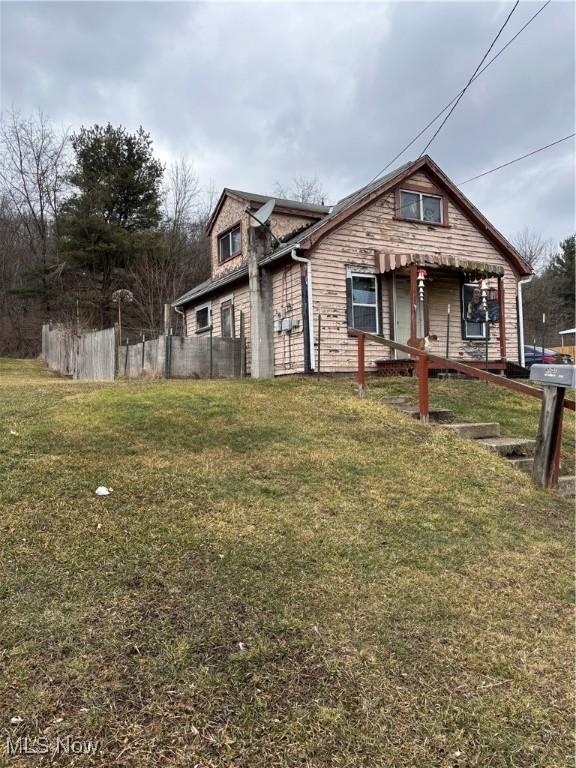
left=374, top=252, right=510, bottom=376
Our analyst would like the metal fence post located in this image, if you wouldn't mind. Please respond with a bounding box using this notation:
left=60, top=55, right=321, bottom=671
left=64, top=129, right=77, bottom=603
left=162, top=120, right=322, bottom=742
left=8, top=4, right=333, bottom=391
left=358, top=332, right=366, bottom=397
left=141, top=332, right=145, bottom=374
left=165, top=331, right=172, bottom=379
left=209, top=325, right=213, bottom=379
left=317, top=313, right=321, bottom=380
left=124, top=337, right=129, bottom=377
left=239, top=311, right=245, bottom=377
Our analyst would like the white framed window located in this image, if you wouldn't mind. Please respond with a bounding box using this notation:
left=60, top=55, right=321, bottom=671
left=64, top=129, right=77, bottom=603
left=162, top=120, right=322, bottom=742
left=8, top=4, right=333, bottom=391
left=349, top=272, right=379, bottom=333
left=461, top=283, right=487, bottom=340
left=218, top=224, right=241, bottom=263
left=195, top=302, right=211, bottom=333
left=399, top=190, right=443, bottom=224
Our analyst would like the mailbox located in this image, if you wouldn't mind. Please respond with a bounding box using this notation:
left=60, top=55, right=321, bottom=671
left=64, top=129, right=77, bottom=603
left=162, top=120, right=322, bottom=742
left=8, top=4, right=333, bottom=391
left=529, top=364, right=576, bottom=388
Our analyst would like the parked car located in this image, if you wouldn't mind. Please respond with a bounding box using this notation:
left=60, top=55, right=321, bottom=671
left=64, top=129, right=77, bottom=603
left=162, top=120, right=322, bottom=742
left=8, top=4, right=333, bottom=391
left=523, top=345, right=573, bottom=367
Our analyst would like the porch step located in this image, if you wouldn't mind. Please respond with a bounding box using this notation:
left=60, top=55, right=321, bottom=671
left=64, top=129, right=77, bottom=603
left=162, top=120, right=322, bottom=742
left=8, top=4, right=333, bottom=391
left=475, top=436, right=536, bottom=458
left=557, top=476, right=576, bottom=498
left=379, top=396, right=411, bottom=405
left=506, top=457, right=534, bottom=474
left=442, top=422, right=500, bottom=439
left=398, top=405, right=455, bottom=423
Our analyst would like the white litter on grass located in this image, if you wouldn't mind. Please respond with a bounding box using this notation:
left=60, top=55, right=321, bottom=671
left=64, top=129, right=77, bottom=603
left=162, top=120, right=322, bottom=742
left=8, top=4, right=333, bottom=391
left=95, top=486, right=112, bottom=496
left=96, top=523, right=102, bottom=530
left=238, top=642, right=247, bottom=651
left=10, top=717, right=23, bottom=725
left=9, top=430, right=18, bottom=436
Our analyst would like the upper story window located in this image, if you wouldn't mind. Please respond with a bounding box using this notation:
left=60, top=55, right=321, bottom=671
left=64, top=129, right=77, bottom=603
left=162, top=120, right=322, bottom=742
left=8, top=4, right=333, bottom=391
left=218, top=224, right=241, bottom=263
left=399, top=190, right=443, bottom=224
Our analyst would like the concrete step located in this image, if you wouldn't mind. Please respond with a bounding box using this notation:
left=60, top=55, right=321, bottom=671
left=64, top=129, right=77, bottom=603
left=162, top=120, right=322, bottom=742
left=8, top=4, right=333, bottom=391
left=441, top=422, right=500, bottom=439
left=476, top=436, right=536, bottom=458
left=506, top=456, right=534, bottom=474
left=380, top=396, right=411, bottom=405
left=397, top=405, right=455, bottom=424
left=557, top=476, right=576, bottom=498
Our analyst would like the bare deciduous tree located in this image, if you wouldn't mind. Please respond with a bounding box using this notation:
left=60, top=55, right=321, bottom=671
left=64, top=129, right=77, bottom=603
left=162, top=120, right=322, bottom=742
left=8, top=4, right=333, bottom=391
left=0, top=109, right=69, bottom=312
left=512, top=227, right=554, bottom=274
left=274, top=175, right=327, bottom=205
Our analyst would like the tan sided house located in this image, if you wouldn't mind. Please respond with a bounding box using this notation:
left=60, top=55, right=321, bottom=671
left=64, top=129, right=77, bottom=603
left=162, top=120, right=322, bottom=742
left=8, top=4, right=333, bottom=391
left=174, top=156, right=532, bottom=377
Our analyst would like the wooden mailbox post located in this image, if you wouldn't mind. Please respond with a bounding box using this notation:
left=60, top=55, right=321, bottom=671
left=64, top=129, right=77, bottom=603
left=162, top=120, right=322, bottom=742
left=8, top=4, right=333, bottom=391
left=530, top=364, right=576, bottom=490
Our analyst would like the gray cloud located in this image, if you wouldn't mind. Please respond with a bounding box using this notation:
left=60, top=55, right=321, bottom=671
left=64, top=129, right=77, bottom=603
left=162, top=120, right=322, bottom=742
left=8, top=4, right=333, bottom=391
left=1, top=0, right=574, bottom=243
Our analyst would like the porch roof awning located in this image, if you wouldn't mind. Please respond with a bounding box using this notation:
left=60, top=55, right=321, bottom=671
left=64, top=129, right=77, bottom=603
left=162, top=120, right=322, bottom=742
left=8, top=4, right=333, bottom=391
left=375, top=252, right=505, bottom=276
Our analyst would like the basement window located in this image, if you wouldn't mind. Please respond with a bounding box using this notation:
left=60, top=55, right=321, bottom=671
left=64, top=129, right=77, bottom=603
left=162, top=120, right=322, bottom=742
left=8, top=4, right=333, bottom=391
left=195, top=304, right=211, bottom=333
left=219, top=224, right=241, bottom=263
left=399, top=190, right=443, bottom=224
left=348, top=273, right=379, bottom=333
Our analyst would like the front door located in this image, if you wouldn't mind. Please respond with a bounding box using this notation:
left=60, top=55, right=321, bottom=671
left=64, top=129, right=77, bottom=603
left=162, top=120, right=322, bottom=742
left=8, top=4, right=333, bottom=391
left=394, top=276, right=411, bottom=359
left=394, top=274, right=424, bottom=359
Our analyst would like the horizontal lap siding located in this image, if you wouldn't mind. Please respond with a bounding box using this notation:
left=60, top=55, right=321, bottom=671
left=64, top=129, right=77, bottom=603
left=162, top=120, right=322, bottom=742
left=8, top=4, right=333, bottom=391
left=184, top=279, right=252, bottom=373
left=271, top=261, right=306, bottom=375
left=311, top=169, right=520, bottom=373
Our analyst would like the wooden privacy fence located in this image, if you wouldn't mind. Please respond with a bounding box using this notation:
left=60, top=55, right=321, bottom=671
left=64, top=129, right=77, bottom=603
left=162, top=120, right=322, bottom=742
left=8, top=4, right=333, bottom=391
left=42, top=325, right=117, bottom=380
left=42, top=324, right=244, bottom=381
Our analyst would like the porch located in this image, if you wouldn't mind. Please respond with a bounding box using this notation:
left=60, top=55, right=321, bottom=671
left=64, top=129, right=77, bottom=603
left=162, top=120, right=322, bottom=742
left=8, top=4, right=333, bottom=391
left=373, top=252, right=511, bottom=370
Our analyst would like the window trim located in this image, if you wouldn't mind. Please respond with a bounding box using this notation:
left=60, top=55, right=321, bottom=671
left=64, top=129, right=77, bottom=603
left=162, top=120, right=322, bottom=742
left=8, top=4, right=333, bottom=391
left=195, top=302, right=211, bottom=334
left=395, top=185, right=449, bottom=227
left=350, top=271, right=379, bottom=334
left=461, top=282, right=488, bottom=340
left=220, top=297, right=235, bottom=339
left=218, top=222, right=242, bottom=264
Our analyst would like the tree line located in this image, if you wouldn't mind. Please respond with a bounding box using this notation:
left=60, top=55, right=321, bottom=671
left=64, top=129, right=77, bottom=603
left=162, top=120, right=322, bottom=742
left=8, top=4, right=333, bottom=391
left=513, top=229, right=575, bottom=351
left=0, top=110, right=572, bottom=359
left=0, top=112, right=214, bottom=356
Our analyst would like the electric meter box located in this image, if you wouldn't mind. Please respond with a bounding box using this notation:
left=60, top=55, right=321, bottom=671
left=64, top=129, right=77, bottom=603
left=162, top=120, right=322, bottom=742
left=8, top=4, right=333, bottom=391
left=529, top=364, right=576, bottom=388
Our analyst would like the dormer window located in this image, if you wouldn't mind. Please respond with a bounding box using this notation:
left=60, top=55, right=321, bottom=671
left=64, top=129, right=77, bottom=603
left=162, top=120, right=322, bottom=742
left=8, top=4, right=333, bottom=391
left=219, top=224, right=241, bottom=263
left=399, top=190, right=443, bottom=224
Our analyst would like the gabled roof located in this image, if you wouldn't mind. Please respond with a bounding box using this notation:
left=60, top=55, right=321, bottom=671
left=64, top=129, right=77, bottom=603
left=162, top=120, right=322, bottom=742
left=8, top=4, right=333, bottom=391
left=262, top=156, right=532, bottom=276
left=205, top=188, right=330, bottom=235
left=175, top=155, right=532, bottom=307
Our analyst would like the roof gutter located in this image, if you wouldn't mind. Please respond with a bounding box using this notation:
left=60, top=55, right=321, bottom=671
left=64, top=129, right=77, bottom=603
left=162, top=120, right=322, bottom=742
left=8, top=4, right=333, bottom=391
left=291, top=247, right=315, bottom=371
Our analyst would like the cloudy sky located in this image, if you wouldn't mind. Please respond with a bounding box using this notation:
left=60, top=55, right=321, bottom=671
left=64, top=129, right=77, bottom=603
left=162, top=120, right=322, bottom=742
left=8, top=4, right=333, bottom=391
left=1, top=0, right=574, bottom=243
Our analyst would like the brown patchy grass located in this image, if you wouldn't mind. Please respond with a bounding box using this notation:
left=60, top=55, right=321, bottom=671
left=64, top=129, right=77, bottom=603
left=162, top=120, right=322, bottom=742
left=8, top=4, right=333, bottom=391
left=0, top=359, right=573, bottom=767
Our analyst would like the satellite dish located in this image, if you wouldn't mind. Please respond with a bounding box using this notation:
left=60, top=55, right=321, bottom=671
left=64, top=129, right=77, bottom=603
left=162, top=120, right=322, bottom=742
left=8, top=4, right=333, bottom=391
left=248, top=199, right=275, bottom=227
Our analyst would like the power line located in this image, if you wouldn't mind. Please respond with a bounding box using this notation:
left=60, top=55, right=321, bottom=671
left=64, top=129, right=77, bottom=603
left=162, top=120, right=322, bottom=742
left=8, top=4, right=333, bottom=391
left=356, top=0, right=551, bottom=191
left=418, top=0, right=520, bottom=157
left=458, top=133, right=575, bottom=185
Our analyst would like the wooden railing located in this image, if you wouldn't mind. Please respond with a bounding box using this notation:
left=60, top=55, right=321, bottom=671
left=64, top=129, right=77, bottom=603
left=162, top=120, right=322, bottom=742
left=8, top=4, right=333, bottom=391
left=350, top=329, right=576, bottom=419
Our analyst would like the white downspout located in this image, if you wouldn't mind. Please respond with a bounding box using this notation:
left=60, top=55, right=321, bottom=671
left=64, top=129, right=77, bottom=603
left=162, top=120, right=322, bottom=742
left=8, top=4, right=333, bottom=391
left=517, top=275, right=533, bottom=368
left=291, top=247, right=315, bottom=371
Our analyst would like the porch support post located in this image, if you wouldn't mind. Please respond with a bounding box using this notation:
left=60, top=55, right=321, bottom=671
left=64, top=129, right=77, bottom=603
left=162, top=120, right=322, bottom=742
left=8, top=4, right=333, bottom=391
left=418, top=353, right=429, bottom=423
left=497, top=275, right=507, bottom=361
left=409, top=264, right=418, bottom=346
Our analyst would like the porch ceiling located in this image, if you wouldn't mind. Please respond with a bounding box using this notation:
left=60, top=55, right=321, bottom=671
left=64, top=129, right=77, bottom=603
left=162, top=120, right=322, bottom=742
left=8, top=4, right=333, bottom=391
left=375, top=252, right=505, bottom=276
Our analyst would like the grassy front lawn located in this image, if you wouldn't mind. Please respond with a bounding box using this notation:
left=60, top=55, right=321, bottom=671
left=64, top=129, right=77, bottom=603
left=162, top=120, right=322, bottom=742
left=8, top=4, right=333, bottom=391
left=0, top=359, right=573, bottom=767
